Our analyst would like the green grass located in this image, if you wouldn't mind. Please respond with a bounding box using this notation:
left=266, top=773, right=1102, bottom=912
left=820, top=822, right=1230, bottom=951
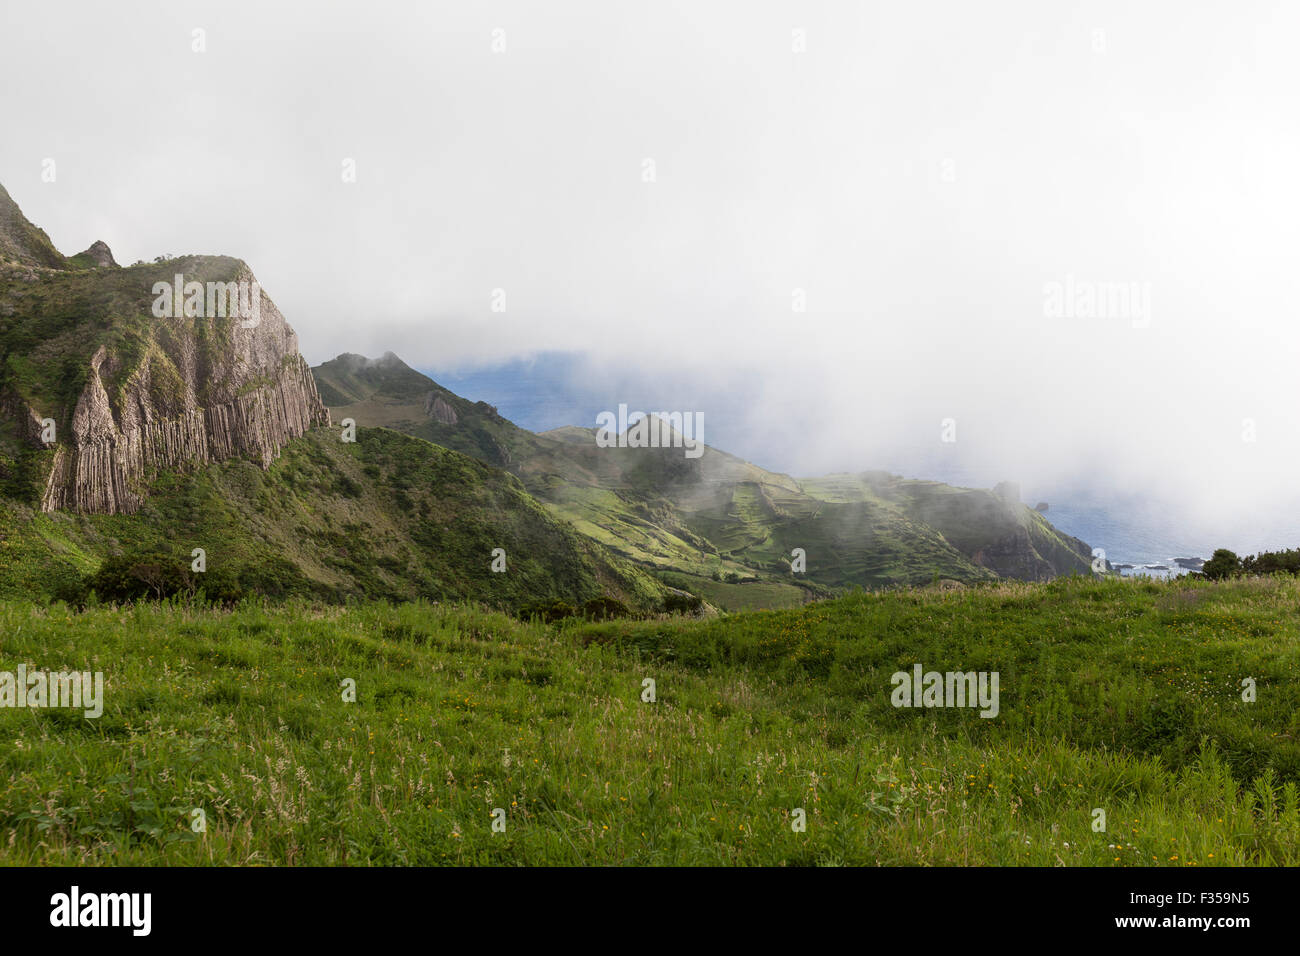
left=659, top=569, right=818, bottom=612
left=2, top=574, right=1297, bottom=865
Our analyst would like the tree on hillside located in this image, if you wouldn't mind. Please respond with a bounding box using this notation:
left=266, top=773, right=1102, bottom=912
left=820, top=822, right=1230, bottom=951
left=91, top=548, right=194, bottom=601
left=1201, top=548, right=1242, bottom=580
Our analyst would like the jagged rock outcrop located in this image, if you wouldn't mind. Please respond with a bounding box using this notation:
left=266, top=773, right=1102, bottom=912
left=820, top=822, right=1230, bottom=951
left=37, top=264, right=330, bottom=514
left=76, top=240, right=119, bottom=268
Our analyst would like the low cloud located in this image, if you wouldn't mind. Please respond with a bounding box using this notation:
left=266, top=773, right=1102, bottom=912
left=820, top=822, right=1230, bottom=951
left=4, top=0, right=1297, bottom=549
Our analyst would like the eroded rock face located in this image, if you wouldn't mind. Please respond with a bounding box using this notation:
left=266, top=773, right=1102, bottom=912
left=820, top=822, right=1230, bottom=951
left=39, top=268, right=330, bottom=514
left=425, top=393, right=458, bottom=425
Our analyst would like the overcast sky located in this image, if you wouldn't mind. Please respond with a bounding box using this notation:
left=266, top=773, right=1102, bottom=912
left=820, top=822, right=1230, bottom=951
left=3, top=0, right=1299, bottom=545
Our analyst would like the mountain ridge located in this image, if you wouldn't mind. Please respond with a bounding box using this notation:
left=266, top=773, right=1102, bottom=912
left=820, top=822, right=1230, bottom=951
left=311, top=352, right=1096, bottom=605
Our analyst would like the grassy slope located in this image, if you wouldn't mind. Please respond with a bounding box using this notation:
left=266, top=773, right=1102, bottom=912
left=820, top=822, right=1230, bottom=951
left=311, top=357, right=1091, bottom=606
left=801, top=472, right=1094, bottom=580
left=2, top=575, right=1297, bottom=865
left=312, top=356, right=785, bottom=588
left=0, top=426, right=665, bottom=612
left=658, top=570, right=815, bottom=612
left=313, top=353, right=543, bottom=469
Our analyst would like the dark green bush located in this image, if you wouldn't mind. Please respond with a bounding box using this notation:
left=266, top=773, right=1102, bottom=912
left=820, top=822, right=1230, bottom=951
left=663, top=591, right=703, bottom=614
left=580, top=596, right=631, bottom=621
left=519, top=600, right=576, bottom=624
left=1202, top=549, right=1242, bottom=580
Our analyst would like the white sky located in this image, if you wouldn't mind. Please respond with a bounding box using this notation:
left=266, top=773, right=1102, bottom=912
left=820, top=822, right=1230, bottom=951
left=3, top=0, right=1299, bottom=541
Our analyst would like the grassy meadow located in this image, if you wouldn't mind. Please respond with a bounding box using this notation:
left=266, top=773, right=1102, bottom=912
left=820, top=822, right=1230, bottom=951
left=1, top=574, right=1298, bottom=865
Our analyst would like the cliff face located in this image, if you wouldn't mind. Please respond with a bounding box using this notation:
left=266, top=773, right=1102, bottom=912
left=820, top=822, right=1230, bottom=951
left=425, top=392, right=458, bottom=425
left=35, top=263, right=329, bottom=514
left=898, top=483, right=1094, bottom=581
left=968, top=526, right=1065, bottom=581
left=2, top=185, right=326, bottom=514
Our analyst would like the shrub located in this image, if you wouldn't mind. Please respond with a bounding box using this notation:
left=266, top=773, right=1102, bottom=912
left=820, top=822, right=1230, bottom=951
left=663, top=591, right=703, bottom=614
left=519, top=600, right=576, bottom=624
left=1202, top=549, right=1242, bottom=580
left=580, top=596, right=631, bottom=621
left=90, top=548, right=195, bottom=601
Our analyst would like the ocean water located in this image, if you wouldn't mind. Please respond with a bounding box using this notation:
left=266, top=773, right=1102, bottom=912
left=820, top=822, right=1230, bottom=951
left=429, top=353, right=597, bottom=433
left=1030, top=499, right=1206, bottom=579
left=1037, top=490, right=1300, bottom=578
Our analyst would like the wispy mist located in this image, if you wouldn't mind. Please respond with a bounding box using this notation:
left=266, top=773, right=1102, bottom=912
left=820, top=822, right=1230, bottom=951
left=3, top=0, right=1298, bottom=550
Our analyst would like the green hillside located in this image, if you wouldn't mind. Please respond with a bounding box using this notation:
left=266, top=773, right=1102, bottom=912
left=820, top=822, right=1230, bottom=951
left=0, top=426, right=666, bottom=612
left=314, top=352, right=546, bottom=469
left=312, top=354, right=1094, bottom=606
left=3, top=575, right=1297, bottom=865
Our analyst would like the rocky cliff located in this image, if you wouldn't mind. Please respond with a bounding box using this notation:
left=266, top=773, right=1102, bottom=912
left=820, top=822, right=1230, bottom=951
left=32, top=259, right=329, bottom=514
left=70, top=240, right=119, bottom=269
left=425, top=392, right=458, bottom=425
left=0, top=184, right=331, bottom=514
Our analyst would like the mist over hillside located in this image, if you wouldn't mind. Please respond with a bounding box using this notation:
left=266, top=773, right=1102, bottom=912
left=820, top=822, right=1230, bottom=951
left=420, top=353, right=1283, bottom=566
